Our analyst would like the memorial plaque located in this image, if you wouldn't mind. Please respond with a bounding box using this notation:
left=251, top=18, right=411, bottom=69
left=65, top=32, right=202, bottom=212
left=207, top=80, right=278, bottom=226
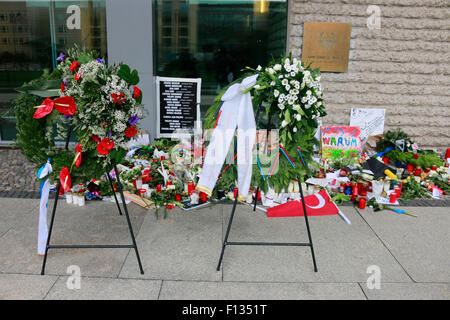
left=156, top=77, right=201, bottom=138
left=302, top=22, right=351, bottom=72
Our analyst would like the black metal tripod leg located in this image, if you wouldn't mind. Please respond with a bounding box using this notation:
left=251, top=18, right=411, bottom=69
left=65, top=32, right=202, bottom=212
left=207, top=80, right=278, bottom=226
left=253, top=187, right=259, bottom=211
left=106, top=171, right=123, bottom=216
left=298, top=179, right=318, bottom=272
left=41, top=184, right=61, bottom=275
left=217, top=195, right=239, bottom=271
left=114, top=165, right=144, bottom=275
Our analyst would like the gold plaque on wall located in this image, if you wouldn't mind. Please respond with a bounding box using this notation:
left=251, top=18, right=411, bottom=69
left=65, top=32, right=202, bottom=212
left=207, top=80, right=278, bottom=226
left=301, top=22, right=352, bottom=72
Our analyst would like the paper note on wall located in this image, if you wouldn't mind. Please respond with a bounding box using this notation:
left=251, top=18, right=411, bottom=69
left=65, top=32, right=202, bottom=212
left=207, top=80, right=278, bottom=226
left=349, top=108, right=385, bottom=143
left=321, top=126, right=362, bottom=160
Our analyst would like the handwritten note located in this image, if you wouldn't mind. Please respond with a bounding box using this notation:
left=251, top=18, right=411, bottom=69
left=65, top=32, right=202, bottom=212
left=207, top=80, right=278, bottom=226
left=321, top=126, right=362, bottom=160
left=349, top=108, right=385, bottom=143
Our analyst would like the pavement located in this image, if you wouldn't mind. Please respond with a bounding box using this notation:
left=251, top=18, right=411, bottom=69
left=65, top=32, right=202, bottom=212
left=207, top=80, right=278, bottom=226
left=0, top=196, right=448, bottom=300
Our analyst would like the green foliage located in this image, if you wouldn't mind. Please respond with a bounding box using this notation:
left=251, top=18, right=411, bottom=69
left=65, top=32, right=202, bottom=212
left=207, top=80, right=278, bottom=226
left=117, top=64, right=140, bottom=85
left=378, top=128, right=414, bottom=152
left=427, top=175, right=450, bottom=193
left=385, top=150, right=443, bottom=168
left=401, top=178, right=430, bottom=200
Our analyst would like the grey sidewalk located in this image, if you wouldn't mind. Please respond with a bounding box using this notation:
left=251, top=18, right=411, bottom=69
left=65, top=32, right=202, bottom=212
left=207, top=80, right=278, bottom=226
left=0, top=197, right=448, bottom=300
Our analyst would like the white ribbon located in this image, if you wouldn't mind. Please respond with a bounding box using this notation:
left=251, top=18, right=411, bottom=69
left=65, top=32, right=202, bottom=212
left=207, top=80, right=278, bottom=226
left=37, top=159, right=52, bottom=255
left=197, top=74, right=258, bottom=200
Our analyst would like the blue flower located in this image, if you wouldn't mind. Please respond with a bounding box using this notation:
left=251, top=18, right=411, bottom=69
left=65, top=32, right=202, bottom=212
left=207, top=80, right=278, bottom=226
left=128, top=115, right=139, bottom=126
left=57, top=53, right=66, bottom=63
left=96, top=58, right=105, bottom=64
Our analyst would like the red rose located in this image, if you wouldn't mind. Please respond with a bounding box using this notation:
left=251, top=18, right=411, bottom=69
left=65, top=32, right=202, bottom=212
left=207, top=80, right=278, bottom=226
left=133, top=86, right=141, bottom=98
left=60, top=82, right=65, bottom=92
left=91, top=135, right=100, bottom=143
left=69, top=61, right=80, bottom=72
left=413, top=154, right=419, bottom=159
left=124, top=126, right=138, bottom=138
left=97, top=143, right=110, bottom=156
left=100, top=138, right=114, bottom=150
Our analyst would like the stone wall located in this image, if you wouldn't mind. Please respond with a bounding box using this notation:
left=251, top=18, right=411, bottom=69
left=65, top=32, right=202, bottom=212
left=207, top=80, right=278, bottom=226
left=287, top=0, right=450, bottom=151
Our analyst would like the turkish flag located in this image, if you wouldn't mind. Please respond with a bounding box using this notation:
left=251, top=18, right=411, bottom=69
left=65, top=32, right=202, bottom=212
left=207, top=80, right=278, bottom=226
left=267, top=189, right=339, bottom=218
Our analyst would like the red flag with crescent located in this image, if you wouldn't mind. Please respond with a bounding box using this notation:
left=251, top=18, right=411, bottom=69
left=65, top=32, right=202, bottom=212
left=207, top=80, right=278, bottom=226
left=267, top=189, right=339, bottom=218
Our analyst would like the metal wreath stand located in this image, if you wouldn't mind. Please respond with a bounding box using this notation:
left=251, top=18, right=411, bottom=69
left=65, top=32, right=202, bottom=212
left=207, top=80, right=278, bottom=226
left=40, top=126, right=144, bottom=275
left=216, top=106, right=318, bottom=272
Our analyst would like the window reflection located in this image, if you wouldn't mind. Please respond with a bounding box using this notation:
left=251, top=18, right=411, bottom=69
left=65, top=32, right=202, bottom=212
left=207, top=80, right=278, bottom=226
left=153, top=0, right=287, bottom=110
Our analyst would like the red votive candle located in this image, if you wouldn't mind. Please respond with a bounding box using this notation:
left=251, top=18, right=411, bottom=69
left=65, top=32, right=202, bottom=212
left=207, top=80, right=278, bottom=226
left=358, top=197, right=366, bottom=209
left=233, top=187, right=238, bottom=198
left=389, top=192, right=397, bottom=203
left=407, top=163, right=414, bottom=172
left=382, top=156, right=389, bottom=164
left=187, top=182, right=195, bottom=195
left=175, top=194, right=181, bottom=201
left=200, top=192, right=208, bottom=203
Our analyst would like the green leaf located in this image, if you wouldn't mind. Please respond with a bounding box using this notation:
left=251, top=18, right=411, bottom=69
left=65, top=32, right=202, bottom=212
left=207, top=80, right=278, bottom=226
left=130, top=69, right=140, bottom=85
left=78, top=53, right=91, bottom=64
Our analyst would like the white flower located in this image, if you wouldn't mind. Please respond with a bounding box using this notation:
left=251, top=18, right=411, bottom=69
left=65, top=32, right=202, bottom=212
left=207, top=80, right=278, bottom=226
left=301, top=97, right=308, bottom=103
left=270, top=81, right=276, bottom=86
left=254, top=84, right=261, bottom=89
left=256, top=65, right=262, bottom=71
left=268, top=68, right=275, bottom=74
left=281, top=79, right=289, bottom=86
left=278, top=75, right=284, bottom=79
left=295, top=114, right=302, bottom=121
left=306, top=90, right=312, bottom=96
left=284, top=58, right=290, bottom=65
left=293, top=104, right=300, bottom=111
left=281, top=120, right=288, bottom=127
left=285, top=84, right=291, bottom=91
left=284, top=65, right=292, bottom=72
left=273, top=64, right=282, bottom=71
left=278, top=103, right=285, bottom=110
left=317, top=101, right=322, bottom=106
left=295, top=84, right=300, bottom=90
left=292, top=89, right=299, bottom=95
left=288, top=98, right=295, bottom=105
left=293, top=127, right=297, bottom=132
left=290, top=72, right=296, bottom=77
left=274, top=89, right=280, bottom=98
left=304, top=70, right=310, bottom=77
left=278, top=96, right=284, bottom=104
left=293, top=57, right=298, bottom=64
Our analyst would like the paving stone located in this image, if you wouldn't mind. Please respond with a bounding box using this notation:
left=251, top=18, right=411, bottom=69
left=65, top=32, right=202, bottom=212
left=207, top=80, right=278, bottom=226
left=0, top=273, right=58, bottom=300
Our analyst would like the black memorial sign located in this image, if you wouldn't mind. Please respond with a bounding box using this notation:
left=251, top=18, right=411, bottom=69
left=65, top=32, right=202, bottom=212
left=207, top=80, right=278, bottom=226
left=158, top=79, right=199, bottom=136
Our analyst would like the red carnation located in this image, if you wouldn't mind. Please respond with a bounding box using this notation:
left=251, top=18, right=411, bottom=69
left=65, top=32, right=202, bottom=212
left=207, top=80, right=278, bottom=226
left=91, top=135, right=100, bottom=143
left=60, top=82, right=65, bottom=92
left=111, top=92, right=125, bottom=104
left=124, top=126, right=138, bottom=138
left=97, top=143, right=110, bottom=156
left=100, top=138, right=114, bottom=151
left=133, top=86, right=141, bottom=98
left=413, top=154, right=419, bottom=159
left=69, top=61, right=80, bottom=72
left=75, top=73, right=81, bottom=81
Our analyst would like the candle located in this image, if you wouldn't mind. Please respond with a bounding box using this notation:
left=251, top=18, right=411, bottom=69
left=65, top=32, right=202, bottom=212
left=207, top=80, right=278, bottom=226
left=187, top=181, right=195, bottom=195
left=233, top=187, right=238, bottom=198
left=200, top=192, right=208, bottom=203
left=414, top=167, right=422, bottom=176
left=389, top=192, right=397, bottom=203
left=407, top=163, right=414, bottom=172
left=358, top=197, right=366, bottom=210
left=382, top=156, right=389, bottom=164
left=175, top=194, right=181, bottom=201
